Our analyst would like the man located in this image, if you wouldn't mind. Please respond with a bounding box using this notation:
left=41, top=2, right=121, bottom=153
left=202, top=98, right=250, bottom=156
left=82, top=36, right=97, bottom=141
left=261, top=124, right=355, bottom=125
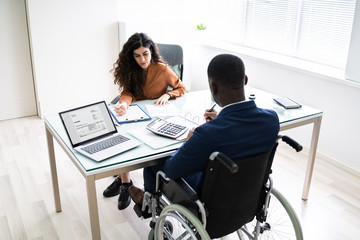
left=129, top=54, right=279, bottom=202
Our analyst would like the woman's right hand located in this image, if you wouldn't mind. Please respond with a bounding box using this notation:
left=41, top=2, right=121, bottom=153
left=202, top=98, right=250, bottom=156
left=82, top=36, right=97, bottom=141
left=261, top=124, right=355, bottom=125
left=114, top=102, right=128, bottom=116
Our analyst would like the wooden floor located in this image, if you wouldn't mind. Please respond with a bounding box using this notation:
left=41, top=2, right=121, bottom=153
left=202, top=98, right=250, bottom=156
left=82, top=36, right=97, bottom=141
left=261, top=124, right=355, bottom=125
left=0, top=116, right=359, bottom=240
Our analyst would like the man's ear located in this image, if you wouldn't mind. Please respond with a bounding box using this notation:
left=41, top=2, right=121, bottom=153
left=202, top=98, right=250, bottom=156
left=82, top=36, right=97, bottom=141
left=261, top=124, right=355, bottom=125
left=244, top=74, right=248, bottom=85
left=210, top=81, right=218, bottom=95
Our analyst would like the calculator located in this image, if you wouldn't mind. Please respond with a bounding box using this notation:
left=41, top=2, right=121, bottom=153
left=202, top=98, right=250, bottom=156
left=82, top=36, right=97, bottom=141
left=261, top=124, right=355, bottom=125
left=146, top=118, right=188, bottom=139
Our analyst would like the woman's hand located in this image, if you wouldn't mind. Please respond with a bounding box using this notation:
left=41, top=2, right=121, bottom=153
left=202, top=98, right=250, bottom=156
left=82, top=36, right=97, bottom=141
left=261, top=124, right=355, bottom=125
left=114, top=101, right=128, bottom=116
left=204, top=108, right=217, bottom=122
left=154, top=93, right=171, bottom=105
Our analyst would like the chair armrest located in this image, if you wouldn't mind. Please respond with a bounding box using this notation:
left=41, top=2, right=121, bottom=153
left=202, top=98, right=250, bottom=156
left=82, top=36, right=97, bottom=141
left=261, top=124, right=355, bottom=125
left=110, top=94, right=120, bottom=105
left=174, top=178, right=199, bottom=201
left=156, top=171, right=199, bottom=202
left=156, top=171, right=203, bottom=222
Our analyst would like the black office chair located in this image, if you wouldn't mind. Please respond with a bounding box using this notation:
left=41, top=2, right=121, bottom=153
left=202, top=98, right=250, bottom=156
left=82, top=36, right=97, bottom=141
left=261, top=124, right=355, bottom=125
left=139, top=135, right=304, bottom=239
left=157, top=43, right=184, bottom=81
left=110, top=43, right=184, bottom=105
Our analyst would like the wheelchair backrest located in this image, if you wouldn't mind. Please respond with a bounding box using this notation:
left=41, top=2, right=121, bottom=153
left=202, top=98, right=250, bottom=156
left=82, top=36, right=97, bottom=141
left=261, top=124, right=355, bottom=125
left=200, top=144, right=278, bottom=238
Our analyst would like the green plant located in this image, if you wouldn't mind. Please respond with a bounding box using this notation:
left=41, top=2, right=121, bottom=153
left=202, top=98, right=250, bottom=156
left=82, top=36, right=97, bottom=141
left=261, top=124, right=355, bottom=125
left=196, top=23, right=207, bottom=30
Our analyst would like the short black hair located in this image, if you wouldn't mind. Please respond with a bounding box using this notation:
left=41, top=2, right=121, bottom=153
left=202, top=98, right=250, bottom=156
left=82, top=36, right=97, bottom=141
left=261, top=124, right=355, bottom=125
left=207, top=54, right=245, bottom=87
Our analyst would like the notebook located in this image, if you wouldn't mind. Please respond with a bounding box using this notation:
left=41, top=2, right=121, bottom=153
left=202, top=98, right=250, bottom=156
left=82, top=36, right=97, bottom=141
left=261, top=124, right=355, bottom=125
left=59, top=101, right=142, bottom=161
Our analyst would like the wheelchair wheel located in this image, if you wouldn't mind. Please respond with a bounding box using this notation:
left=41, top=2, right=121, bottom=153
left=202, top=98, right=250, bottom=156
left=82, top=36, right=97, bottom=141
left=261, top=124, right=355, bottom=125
left=154, top=204, right=210, bottom=240
left=239, top=187, right=303, bottom=240
left=148, top=228, right=154, bottom=240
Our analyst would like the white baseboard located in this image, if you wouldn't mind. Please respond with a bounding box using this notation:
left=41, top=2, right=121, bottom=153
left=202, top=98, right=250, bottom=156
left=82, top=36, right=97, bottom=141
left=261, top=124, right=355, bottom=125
left=300, top=146, right=360, bottom=178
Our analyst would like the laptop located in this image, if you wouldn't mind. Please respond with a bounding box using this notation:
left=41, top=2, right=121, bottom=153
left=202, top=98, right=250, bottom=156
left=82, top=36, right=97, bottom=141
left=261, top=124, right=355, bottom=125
left=59, top=101, right=142, bottom=161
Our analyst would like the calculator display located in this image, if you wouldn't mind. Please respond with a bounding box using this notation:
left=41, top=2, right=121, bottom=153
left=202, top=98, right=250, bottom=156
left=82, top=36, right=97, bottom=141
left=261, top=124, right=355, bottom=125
left=148, top=119, right=167, bottom=130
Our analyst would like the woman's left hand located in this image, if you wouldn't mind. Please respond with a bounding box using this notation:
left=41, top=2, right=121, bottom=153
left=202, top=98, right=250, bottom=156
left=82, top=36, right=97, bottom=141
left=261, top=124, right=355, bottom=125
left=154, top=93, right=170, bottom=105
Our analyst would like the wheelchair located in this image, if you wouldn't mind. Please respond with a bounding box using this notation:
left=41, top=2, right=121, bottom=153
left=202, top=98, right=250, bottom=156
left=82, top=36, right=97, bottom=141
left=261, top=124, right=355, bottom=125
left=134, top=135, right=304, bottom=240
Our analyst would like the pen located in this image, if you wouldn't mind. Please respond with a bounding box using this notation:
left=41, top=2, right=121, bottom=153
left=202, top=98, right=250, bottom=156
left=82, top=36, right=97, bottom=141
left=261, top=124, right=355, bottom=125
left=209, top=103, right=216, bottom=112
left=206, top=104, right=216, bottom=121
left=115, top=106, right=124, bottom=112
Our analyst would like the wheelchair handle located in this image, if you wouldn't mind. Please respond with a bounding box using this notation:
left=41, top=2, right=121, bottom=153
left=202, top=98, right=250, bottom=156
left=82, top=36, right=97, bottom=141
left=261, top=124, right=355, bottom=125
left=279, top=135, right=303, bottom=152
left=209, top=152, right=239, bottom=173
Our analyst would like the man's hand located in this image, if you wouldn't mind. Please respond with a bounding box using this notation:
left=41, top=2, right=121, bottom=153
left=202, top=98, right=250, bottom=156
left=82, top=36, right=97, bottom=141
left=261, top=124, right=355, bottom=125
left=184, top=127, right=195, bottom=141
left=204, top=109, right=217, bottom=121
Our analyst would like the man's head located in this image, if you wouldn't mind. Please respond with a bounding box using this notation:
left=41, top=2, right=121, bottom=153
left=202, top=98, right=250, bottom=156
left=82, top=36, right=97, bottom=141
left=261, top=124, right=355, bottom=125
left=207, top=54, right=248, bottom=107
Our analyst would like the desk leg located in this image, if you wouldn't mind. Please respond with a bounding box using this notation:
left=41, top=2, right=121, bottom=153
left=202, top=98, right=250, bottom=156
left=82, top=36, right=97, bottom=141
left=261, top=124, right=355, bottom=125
left=46, top=127, right=62, bottom=212
left=302, top=116, right=322, bottom=200
left=86, top=175, right=101, bottom=240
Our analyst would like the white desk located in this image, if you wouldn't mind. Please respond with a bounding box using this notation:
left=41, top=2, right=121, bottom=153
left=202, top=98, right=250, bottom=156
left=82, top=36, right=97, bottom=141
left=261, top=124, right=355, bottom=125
left=44, top=89, right=322, bottom=240
left=245, top=87, right=322, bottom=201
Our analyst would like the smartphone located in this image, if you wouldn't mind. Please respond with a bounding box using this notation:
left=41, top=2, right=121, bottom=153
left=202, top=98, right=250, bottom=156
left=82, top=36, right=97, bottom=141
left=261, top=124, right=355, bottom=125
left=274, top=97, right=301, bottom=109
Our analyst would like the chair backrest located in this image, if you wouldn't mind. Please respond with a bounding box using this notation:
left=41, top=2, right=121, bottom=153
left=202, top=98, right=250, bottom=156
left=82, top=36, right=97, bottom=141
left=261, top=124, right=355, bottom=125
left=157, top=43, right=184, bottom=81
left=200, top=144, right=278, bottom=238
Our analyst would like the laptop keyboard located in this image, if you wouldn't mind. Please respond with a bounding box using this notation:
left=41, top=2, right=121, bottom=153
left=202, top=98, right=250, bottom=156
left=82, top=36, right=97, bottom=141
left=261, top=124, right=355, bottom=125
left=81, top=135, right=130, bottom=154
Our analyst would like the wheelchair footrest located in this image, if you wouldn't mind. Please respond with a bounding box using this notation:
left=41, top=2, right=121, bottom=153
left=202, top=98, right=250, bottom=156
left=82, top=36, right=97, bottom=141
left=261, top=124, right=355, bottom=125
left=133, top=204, right=152, bottom=219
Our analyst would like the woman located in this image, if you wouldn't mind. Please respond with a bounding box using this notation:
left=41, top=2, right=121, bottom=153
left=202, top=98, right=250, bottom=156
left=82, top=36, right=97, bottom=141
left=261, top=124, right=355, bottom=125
left=103, top=32, right=186, bottom=210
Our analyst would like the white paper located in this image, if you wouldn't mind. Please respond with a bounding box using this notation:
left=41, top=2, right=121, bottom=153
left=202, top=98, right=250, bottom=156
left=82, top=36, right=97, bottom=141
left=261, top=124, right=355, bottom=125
left=146, top=104, right=180, bottom=117
left=128, top=126, right=180, bottom=149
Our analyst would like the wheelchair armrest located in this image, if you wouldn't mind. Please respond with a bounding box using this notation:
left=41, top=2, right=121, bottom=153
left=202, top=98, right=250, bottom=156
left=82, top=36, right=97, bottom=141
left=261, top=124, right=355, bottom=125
left=175, top=178, right=199, bottom=201
left=156, top=171, right=199, bottom=202
left=156, top=171, right=203, bottom=222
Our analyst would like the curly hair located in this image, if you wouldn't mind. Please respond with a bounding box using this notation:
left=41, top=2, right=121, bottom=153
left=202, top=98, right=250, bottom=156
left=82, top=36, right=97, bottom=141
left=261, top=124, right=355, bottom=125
left=111, top=33, right=165, bottom=97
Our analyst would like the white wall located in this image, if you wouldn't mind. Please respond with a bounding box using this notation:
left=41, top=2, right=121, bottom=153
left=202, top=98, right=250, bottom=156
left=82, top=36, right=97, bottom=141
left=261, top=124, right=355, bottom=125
left=26, top=0, right=119, bottom=117
left=189, top=44, right=360, bottom=174
left=22, top=0, right=359, bottom=173
left=0, top=0, right=37, bottom=120
left=346, top=0, right=360, bottom=82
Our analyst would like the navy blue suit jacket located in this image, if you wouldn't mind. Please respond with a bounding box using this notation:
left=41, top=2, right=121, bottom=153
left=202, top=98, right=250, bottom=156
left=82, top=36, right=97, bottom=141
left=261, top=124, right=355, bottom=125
left=163, top=100, right=280, bottom=193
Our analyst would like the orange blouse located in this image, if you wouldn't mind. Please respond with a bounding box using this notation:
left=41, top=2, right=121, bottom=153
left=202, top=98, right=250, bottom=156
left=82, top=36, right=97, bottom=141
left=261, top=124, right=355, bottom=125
left=119, top=63, right=186, bottom=105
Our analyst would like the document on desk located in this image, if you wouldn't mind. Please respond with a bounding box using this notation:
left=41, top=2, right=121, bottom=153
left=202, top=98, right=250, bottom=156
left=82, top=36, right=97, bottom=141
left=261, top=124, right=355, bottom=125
left=108, top=104, right=151, bottom=124
left=146, top=104, right=180, bottom=117
left=180, top=109, right=208, bottom=125
left=128, top=116, right=199, bottom=149
left=128, top=126, right=179, bottom=149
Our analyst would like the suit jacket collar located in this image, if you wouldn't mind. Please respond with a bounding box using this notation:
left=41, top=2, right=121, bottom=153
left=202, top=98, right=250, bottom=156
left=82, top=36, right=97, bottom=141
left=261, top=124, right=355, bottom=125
left=218, top=100, right=257, bottom=117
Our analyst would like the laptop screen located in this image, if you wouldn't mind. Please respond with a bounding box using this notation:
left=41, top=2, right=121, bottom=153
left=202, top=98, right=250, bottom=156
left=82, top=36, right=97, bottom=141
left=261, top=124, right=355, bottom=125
left=59, top=101, right=117, bottom=147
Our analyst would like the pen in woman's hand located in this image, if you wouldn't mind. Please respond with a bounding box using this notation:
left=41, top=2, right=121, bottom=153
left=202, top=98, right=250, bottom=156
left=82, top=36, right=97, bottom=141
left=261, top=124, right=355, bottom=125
left=114, top=103, right=126, bottom=115
left=115, top=107, right=124, bottom=112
